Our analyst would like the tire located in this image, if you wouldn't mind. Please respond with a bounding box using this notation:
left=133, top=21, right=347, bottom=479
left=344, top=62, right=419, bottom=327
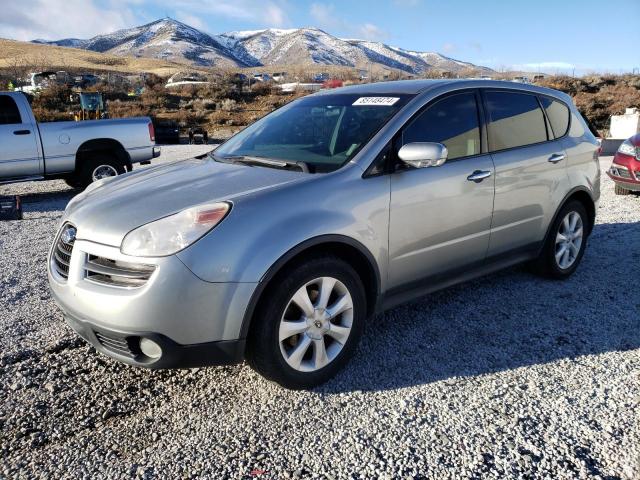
left=74, top=153, right=126, bottom=189
left=530, top=200, right=589, bottom=279
left=246, top=255, right=367, bottom=389
left=614, top=184, right=631, bottom=195
left=64, top=176, right=81, bottom=189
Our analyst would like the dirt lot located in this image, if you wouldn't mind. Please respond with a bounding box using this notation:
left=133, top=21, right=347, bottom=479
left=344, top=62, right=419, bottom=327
left=0, top=149, right=638, bottom=479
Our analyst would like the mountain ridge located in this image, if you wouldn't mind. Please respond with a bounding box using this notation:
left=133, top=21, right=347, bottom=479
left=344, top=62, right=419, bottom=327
left=34, top=18, right=493, bottom=75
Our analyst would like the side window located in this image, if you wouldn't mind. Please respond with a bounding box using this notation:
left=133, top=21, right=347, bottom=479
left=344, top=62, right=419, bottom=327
left=0, top=95, right=22, bottom=125
left=485, top=91, right=547, bottom=151
left=539, top=96, right=570, bottom=138
left=403, top=93, right=480, bottom=160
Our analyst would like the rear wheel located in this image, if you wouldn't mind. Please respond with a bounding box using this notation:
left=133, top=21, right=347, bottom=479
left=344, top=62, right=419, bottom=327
left=246, top=255, right=366, bottom=389
left=67, top=153, right=126, bottom=189
left=531, top=200, right=589, bottom=279
left=614, top=184, right=631, bottom=195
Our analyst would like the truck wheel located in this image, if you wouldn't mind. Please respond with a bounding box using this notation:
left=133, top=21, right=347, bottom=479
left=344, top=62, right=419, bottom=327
left=530, top=200, right=589, bottom=280
left=614, top=184, right=630, bottom=195
left=76, top=153, right=126, bottom=189
left=246, top=255, right=366, bottom=389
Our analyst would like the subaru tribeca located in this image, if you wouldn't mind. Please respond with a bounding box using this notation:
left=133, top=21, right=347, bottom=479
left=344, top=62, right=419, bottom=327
left=48, top=80, right=600, bottom=389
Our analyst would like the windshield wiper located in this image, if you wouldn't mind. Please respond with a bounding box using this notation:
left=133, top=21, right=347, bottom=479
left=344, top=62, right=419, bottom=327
left=215, top=154, right=309, bottom=173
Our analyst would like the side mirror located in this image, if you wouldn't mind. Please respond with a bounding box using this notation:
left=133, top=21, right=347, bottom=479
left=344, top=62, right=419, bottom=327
left=397, top=142, right=448, bottom=168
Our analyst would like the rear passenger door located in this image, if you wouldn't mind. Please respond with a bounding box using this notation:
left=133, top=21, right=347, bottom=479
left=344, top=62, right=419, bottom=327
left=0, top=94, right=41, bottom=178
left=388, top=91, right=495, bottom=289
left=483, top=90, right=569, bottom=257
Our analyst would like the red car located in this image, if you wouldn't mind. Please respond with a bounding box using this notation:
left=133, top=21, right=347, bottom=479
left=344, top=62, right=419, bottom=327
left=322, top=79, right=343, bottom=89
left=608, top=133, right=640, bottom=195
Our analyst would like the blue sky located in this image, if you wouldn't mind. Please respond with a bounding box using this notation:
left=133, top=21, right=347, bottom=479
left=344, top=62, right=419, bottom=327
left=2, top=0, right=639, bottom=74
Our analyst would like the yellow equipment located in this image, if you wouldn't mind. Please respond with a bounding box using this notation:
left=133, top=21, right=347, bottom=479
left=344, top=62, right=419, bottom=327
left=74, top=92, right=106, bottom=121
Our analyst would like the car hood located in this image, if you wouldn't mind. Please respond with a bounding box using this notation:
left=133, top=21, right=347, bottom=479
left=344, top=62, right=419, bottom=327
left=65, top=156, right=308, bottom=247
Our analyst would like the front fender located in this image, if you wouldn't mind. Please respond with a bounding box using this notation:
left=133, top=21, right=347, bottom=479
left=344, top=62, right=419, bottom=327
left=176, top=172, right=390, bottom=287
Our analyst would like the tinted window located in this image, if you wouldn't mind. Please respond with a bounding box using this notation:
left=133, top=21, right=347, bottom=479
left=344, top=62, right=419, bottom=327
left=403, top=93, right=480, bottom=160
left=485, top=91, right=547, bottom=151
left=0, top=95, right=22, bottom=125
left=569, top=112, right=586, bottom=138
left=539, top=96, right=570, bottom=138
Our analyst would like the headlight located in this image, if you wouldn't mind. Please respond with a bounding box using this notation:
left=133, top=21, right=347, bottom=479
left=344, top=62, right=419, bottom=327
left=121, top=202, right=230, bottom=257
left=617, top=140, right=639, bottom=158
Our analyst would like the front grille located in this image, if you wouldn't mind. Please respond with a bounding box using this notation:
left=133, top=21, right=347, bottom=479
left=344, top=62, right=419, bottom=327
left=52, top=223, right=76, bottom=280
left=94, top=331, right=140, bottom=358
left=83, top=255, right=155, bottom=288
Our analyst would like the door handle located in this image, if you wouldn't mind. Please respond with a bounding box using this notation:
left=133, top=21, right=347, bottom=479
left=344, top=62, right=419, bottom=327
left=548, top=153, right=565, bottom=163
left=467, top=170, right=492, bottom=182
left=13, top=129, right=31, bottom=135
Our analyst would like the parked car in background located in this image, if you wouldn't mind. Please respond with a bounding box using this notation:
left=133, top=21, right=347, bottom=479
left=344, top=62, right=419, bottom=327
left=154, top=120, right=181, bottom=144
left=252, top=73, right=272, bottom=83
left=272, top=72, right=287, bottom=82
left=49, top=80, right=600, bottom=389
left=314, top=72, right=330, bottom=82
left=322, top=79, right=344, bottom=89
left=0, top=91, right=159, bottom=188
left=18, top=71, right=72, bottom=94
left=607, top=134, right=640, bottom=195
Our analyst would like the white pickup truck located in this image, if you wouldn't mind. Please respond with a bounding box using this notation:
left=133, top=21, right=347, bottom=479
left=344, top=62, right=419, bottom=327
left=0, top=91, right=160, bottom=188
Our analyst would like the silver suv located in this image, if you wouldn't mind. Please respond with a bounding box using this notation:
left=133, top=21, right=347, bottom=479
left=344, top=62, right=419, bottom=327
left=48, top=80, right=600, bottom=389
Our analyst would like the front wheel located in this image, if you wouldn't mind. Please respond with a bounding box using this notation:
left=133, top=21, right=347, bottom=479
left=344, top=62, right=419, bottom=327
left=246, top=255, right=366, bottom=389
left=530, top=200, right=589, bottom=279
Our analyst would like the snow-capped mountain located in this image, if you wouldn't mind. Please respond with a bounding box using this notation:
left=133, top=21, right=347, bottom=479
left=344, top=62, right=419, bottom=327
left=35, top=19, right=492, bottom=74
left=35, top=18, right=259, bottom=68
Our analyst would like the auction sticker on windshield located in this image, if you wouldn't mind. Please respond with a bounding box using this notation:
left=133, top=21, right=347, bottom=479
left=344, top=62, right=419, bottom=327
left=352, top=97, right=400, bottom=106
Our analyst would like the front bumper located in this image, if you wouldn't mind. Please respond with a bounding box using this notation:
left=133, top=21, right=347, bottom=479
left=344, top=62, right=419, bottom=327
left=607, top=178, right=640, bottom=191
left=64, top=311, right=244, bottom=368
left=48, top=235, right=257, bottom=368
left=607, top=153, right=640, bottom=188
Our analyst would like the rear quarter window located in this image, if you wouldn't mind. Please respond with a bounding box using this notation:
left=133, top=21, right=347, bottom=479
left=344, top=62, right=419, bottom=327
left=485, top=91, right=548, bottom=151
left=539, top=96, right=570, bottom=138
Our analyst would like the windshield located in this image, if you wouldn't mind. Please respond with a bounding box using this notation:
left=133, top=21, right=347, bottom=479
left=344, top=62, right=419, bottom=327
left=212, top=93, right=413, bottom=173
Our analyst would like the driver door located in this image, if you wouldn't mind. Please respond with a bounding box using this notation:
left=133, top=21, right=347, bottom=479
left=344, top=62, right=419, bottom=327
left=388, top=91, right=495, bottom=290
left=0, top=94, right=41, bottom=178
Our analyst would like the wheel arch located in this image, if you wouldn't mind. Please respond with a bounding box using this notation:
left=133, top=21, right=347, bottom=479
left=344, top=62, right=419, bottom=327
left=239, top=235, right=381, bottom=341
left=75, top=138, right=131, bottom=172
left=541, top=186, right=596, bottom=252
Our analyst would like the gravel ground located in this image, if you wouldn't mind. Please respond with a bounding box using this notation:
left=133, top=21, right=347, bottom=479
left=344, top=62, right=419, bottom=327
left=0, top=150, right=638, bottom=479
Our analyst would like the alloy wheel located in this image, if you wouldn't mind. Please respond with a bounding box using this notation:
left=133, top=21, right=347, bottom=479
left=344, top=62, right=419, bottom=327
left=278, top=277, right=353, bottom=372
left=91, top=164, right=119, bottom=181
left=555, top=211, right=584, bottom=269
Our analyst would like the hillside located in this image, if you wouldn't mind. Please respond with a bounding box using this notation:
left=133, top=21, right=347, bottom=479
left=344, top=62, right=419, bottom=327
left=37, top=18, right=493, bottom=75
left=0, top=39, right=206, bottom=76
left=35, top=18, right=257, bottom=68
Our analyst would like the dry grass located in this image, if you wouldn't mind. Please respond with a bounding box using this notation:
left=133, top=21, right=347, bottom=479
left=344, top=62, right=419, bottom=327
left=0, top=39, right=207, bottom=76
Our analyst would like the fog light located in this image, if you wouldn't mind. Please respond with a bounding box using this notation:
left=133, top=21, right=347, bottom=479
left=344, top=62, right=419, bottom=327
left=139, top=338, right=162, bottom=359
